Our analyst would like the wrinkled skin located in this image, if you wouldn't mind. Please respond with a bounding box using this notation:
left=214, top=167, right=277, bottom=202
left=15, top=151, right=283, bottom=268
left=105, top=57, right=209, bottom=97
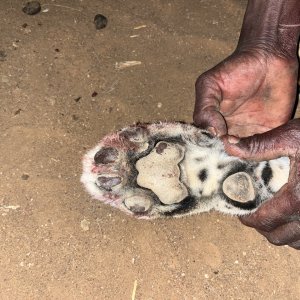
left=193, top=45, right=299, bottom=249
left=222, top=119, right=300, bottom=249
left=194, top=49, right=298, bottom=138
left=193, top=0, right=300, bottom=250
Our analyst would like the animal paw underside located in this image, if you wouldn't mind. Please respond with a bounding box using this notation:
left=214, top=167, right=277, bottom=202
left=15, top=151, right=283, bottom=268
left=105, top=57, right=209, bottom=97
left=81, top=122, right=290, bottom=219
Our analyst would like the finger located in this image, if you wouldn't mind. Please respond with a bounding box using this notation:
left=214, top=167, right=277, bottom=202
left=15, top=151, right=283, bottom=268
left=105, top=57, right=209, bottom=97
left=222, top=119, right=300, bottom=160
left=194, top=74, right=227, bottom=136
left=256, top=220, right=300, bottom=246
left=239, top=186, right=295, bottom=231
left=193, top=108, right=227, bottom=137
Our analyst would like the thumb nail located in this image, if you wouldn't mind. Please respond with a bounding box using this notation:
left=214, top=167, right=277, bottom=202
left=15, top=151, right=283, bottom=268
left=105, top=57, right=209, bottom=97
left=227, top=135, right=240, bottom=144
left=207, top=126, right=217, bottom=137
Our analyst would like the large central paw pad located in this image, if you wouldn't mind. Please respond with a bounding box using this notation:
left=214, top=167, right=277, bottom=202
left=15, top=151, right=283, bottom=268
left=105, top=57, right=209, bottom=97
left=135, top=142, right=188, bottom=205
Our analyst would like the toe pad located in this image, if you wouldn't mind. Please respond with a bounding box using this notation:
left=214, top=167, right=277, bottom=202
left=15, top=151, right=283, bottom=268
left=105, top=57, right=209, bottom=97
left=222, top=172, right=255, bottom=203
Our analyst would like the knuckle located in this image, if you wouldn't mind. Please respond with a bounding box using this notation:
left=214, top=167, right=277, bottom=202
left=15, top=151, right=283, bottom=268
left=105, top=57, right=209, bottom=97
left=266, top=235, right=285, bottom=246
left=248, top=210, right=275, bottom=231
left=195, top=76, right=204, bottom=89
left=195, top=73, right=211, bottom=89
left=245, top=135, right=265, bottom=156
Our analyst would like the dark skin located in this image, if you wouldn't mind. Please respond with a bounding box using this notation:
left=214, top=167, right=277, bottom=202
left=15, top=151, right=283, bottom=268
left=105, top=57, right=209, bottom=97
left=223, top=120, right=300, bottom=249
left=194, top=51, right=298, bottom=138
left=194, top=0, right=300, bottom=248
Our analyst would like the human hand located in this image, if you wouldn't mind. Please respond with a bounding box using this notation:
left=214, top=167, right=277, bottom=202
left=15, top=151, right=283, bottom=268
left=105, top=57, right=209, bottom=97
left=194, top=49, right=298, bottom=137
left=222, top=119, right=300, bottom=249
left=194, top=0, right=300, bottom=138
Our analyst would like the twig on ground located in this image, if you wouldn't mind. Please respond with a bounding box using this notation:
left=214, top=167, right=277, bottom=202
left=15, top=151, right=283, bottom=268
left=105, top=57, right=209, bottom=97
left=131, top=280, right=138, bottom=300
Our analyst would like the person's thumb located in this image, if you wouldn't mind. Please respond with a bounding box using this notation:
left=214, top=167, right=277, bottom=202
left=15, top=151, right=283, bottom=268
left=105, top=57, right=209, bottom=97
left=194, top=73, right=227, bottom=137
left=221, top=120, right=300, bottom=161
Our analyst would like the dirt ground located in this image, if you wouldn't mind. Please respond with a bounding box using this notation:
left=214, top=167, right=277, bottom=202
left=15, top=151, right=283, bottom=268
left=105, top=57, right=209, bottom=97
left=0, top=0, right=299, bottom=299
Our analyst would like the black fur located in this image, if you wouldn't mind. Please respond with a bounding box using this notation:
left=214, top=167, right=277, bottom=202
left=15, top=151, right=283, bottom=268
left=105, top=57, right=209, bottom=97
left=201, top=131, right=214, bottom=139
left=163, top=196, right=198, bottom=216
left=199, top=169, right=208, bottom=182
left=262, top=163, right=273, bottom=186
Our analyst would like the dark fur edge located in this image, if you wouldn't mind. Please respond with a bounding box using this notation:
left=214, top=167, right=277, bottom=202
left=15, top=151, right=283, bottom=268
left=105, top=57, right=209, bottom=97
left=162, top=196, right=198, bottom=216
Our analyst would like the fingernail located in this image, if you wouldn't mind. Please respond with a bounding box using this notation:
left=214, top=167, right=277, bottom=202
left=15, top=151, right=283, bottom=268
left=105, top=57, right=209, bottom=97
left=227, top=135, right=240, bottom=144
left=207, top=126, right=217, bottom=137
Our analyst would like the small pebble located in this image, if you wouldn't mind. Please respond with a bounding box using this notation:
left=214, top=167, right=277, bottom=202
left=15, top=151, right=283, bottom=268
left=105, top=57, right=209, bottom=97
left=14, top=109, right=22, bottom=115
left=22, top=1, right=41, bottom=15
left=80, top=219, right=90, bottom=231
left=0, top=50, right=7, bottom=62
left=94, top=14, right=108, bottom=30
left=24, top=28, right=31, bottom=34
left=74, top=96, right=81, bottom=102
left=91, top=91, right=98, bottom=97
left=157, top=102, right=162, bottom=108
left=21, top=174, right=30, bottom=180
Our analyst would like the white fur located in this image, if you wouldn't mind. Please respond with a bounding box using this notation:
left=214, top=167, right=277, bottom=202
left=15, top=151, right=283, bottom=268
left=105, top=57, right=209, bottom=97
left=81, top=122, right=290, bottom=219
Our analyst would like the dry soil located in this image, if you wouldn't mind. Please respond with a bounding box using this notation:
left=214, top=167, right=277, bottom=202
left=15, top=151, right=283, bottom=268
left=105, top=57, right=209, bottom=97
left=0, top=0, right=300, bottom=299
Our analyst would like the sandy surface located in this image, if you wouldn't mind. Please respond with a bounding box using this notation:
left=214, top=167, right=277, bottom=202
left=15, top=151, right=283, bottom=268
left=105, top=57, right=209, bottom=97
left=0, top=0, right=299, bottom=299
